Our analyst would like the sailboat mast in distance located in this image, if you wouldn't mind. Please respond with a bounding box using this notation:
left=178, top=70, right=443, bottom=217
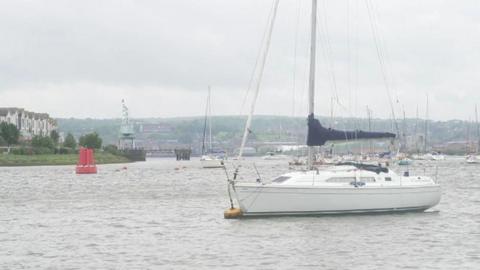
left=476, top=105, right=480, bottom=152
left=307, top=0, right=317, bottom=169
left=402, top=109, right=407, bottom=152
left=414, top=104, right=419, bottom=153
left=201, top=87, right=210, bottom=156
left=208, top=87, right=212, bottom=153
left=424, top=94, right=429, bottom=153
left=366, top=106, right=373, bottom=153
left=466, top=118, right=471, bottom=153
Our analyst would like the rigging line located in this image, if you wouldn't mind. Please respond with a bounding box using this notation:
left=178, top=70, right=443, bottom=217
left=347, top=0, right=359, bottom=128
left=292, top=3, right=310, bottom=120
left=319, top=1, right=353, bottom=120
left=369, top=0, right=400, bottom=110
left=239, top=1, right=277, bottom=116
left=292, top=2, right=310, bottom=119
left=369, top=0, right=402, bottom=127
left=353, top=0, right=360, bottom=123
left=295, top=6, right=311, bottom=120
left=330, top=96, right=335, bottom=128
left=475, top=104, right=479, bottom=152
left=414, top=104, right=419, bottom=153
left=466, top=117, right=471, bottom=153
left=364, top=0, right=399, bottom=137
left=299, top=37, right=311, bottom=118
left=318, top=0, right=341, bottom=109
left=201, top=88, right=209, bottom=156
left=347, top=0, right=352, bottom=114
left=370, top=0, right=399, bottom=101
left=318, top=0, right=354, bottom=126
left=292, top=0, right=302, bottom=117
left=316, top=11, right=337, bottom=121
left=424, top=93, right=429, bottom=153
left=350, top=1, right=359, bottom=124
left=238, top=0, right=280, bottom=159
left=208, top=87, right=212, bottom=153
left=326, top=0, right=357, bottom=119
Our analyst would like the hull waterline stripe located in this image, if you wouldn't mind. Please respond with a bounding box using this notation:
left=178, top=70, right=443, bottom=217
left=241, top=206, right=433, bottom=217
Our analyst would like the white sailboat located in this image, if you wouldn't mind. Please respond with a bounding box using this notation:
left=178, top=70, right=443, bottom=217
left=466, top=155, right=480, bottom=164
left=465, top=105, right=480, bottom=164
left=411, top=95, right=446, bottom=161
left=234, top=164, right=440, bottom=216
left=200, top=87, right=224, bottom=169
left=225, top=0, right=441, bottom=218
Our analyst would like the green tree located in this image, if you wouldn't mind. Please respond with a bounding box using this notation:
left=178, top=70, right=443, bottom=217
left=0, top=122, right=20, bottom=146
left=79, top=132, right=102, bottom=149
left=50, top=130, right=60, bottom=144
left=103, top=144, right=119, bottom=155
left=31, top=135, right=55, bottom=149
left=63, top=133, right=77, bottom=149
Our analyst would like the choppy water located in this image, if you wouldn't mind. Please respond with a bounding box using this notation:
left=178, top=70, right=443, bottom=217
left=0, top=157, right=479, bottom=269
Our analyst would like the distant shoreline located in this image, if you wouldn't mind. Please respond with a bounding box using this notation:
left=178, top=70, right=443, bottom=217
left=0, top=153, right=131, bottom=167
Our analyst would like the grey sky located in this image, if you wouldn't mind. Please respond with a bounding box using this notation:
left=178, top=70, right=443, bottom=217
left=0, top=0, right=479, bottom=120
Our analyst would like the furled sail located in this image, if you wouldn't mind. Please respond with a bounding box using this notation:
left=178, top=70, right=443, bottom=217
left=307, top=114, right=396, bottom=146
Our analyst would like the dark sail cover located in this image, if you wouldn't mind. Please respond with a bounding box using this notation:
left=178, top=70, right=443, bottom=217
left=307, top=114, right=396, bottom=146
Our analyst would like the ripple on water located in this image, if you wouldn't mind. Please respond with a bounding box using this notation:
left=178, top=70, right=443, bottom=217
left=0, top=159, right=479, bottom=269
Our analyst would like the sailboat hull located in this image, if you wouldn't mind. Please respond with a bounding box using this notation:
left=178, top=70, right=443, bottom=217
left=200, top=158, right=224, bottom=168
left=235, top=185, right=441, bottom=216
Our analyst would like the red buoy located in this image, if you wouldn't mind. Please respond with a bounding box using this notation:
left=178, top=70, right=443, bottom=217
left=76, top=148, right=97, bottom=174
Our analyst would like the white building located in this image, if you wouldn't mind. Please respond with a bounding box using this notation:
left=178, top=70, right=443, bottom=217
left=0, top=108, right=57, bottom=139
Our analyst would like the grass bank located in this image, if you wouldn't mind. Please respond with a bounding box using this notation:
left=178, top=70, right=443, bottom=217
left=0, top=152, right=131, bottom=167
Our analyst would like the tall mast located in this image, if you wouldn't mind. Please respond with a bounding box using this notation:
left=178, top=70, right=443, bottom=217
left=401, top=108, right=407, bottom=153
left=329, top=97, right=334, bottom=128
left=307, top=0, right=318, bottom=170
left=414, top=104, right=419, bottom=153
left=366, top=106, right=372, bottom=153
left=237, top=0, right=279, bottom=159
left=423, top=94, right=429, bottom=153
left=201, top=88, right=210, bottom=156
left=466, top=118, right=471, bottom=154
left=476, top=104, right=479, bottom=153
left=208, top=87, right=212, bottom=153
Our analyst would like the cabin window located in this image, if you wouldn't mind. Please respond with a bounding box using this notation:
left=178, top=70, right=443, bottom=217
left=385, top=177, right=392, bottom=182
left=360, top=177, right=376, bottom=183
left=273, top=176, right=290, bottom=183
left=326, top=177, right=356, bottom=183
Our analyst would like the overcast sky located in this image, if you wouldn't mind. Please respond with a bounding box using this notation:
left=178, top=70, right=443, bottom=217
left=0, top=0, right=479, bottom=120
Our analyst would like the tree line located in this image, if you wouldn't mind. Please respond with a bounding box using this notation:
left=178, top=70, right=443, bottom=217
left=0, top=122, right=104, bottom=155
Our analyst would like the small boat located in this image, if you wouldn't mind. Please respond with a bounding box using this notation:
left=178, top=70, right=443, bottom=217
left=412, top=152, right=445, bottom=161
left=431, top=152, right=446, bottom=161
left=398, top=158, right=413, bottom=166
left=200, top=155, right=225, bottom=168
left=466, top=155, right=480, bottom=164
left=289, top=156, right=306, bottom=166
left=396, top=153, right=413, bottom=166
left=200, top=87, right=224, bottom=169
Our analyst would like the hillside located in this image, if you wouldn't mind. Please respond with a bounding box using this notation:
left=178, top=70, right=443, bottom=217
left=56, top=116, right=478, bottom=154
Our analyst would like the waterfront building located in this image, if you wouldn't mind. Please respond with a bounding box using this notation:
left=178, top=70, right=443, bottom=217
left=0, top=107, right=57, bottom=139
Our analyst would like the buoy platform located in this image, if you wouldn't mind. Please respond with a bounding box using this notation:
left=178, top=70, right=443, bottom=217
left=224, top=208, right=243, bottom=219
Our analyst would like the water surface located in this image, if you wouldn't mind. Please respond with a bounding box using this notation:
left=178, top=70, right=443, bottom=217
left=0, top=158, right=479, bottom=269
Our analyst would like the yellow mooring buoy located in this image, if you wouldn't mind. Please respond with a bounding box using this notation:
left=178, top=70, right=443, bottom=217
left=224, top=208, right=243, bottom=219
